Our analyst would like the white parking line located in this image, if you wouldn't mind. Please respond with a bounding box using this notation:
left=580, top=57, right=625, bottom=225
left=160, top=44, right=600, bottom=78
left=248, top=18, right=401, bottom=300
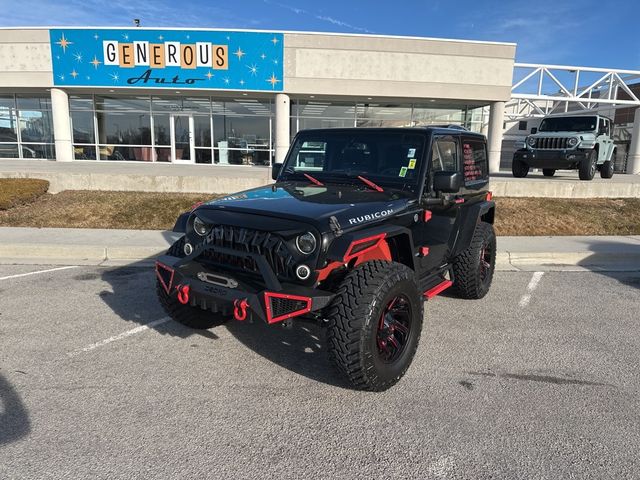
left=0, top=265, right=78, bottom=281
left=519, top=271, right=545, bottom=307
left=67, top=317, right=171, bottom=357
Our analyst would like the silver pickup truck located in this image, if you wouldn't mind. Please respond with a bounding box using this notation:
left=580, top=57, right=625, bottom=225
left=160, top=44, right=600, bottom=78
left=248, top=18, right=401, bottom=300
left=512, top=114, right=616, bottom=180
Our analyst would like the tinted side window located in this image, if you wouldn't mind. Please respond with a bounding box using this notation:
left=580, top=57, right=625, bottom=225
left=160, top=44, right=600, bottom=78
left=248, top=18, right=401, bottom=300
left=462, top=139, right=488, bottom=184
left=430, top=136, right=458, bottom=173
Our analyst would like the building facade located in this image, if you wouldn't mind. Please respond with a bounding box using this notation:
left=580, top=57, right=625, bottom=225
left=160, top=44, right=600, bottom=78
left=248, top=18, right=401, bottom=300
left=0, top=27, right=516, bottom=171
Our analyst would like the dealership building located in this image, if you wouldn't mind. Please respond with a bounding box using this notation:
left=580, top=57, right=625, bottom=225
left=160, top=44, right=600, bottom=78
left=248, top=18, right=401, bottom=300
left=1, top=26, right=639, bottom=178
left=0, top=27, right=516, bottom=172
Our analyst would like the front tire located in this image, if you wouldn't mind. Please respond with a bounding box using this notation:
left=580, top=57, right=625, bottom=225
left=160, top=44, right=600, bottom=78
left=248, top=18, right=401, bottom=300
left=326, top=261, right=423, bottom=391
left=156, top=237, right=227, bottom=330
left=512, top=157, right=529, bottom=178
left=452, top=222, right=496, bottom=299
left=542, top=168, right=556, bottom=177
left=579, top=149, right=597, bottom=181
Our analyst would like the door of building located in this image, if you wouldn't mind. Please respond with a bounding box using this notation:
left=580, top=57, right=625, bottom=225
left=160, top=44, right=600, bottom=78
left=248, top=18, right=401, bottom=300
left=171, top=114, right=195, bottom=163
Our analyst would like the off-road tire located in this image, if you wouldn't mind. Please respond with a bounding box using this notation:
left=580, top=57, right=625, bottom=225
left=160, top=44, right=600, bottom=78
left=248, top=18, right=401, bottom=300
left=600, top=158, right=614, bottom=179
left=452, top=221, right=496, bottom=299
left=512, top=158, right=529, bottom=178
left=326, top=261, right=423, bottom=391
left=542, top=168, right=556, bottom=177
left=156, top=236, right=226, bottom=329
left=579, top=149, right=597, bottom=181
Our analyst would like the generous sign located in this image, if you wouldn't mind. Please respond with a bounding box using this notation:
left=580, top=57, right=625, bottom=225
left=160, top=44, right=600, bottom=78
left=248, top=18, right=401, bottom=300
left=49, top=28, right=284, bottom=91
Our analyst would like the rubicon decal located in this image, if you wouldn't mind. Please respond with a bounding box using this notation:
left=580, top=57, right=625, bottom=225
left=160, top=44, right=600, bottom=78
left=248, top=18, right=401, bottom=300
left=348, top=209, right=394, bottom=225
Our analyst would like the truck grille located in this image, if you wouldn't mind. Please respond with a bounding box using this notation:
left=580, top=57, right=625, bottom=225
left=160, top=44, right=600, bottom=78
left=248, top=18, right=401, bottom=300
left=199, top=225, right=295, bottom=280
left=532, top=137, right=570, bottom=149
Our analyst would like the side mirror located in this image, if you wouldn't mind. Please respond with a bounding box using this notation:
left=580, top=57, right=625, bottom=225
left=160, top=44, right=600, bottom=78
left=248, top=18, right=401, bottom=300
left=271, top=163, right=282, bottom=181
left=433, top=171, right=463, bottom=193
left=530, top=127, right=538, bottom=134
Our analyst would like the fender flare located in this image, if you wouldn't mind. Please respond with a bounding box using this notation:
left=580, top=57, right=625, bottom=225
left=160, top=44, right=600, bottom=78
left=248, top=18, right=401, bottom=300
left=451, top=200, right=495, bottom=257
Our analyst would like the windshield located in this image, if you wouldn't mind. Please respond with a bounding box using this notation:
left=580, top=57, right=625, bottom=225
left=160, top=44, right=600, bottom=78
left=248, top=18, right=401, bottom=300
left=539, top=116, right=597, bottom=132
left=279, top=131, right=426, bottom=192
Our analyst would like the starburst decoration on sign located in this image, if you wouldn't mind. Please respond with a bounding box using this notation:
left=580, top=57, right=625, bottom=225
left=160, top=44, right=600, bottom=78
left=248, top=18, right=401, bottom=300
left=267, top=73, right=280, bottom=89
left=110, top=72, right=120, bottom=82
left=234, top=47, right=245, bottom=60
left=186, top=34, right=190, bottom=39
left=260, top=53, right=266, bottom=60
left=70, top=69, right=79, bottom=79
left=223, top=77, right=230, bottom=85
left=90, top=56, right=102, bottom=69
left=271, top=36, right=279, bottom=45
left=58, top=74, right=65, bottom=81
left=239, top=79, right=245, bottom=86
left=86, top=76, right=91, bottom=80
left=93, top=33, right=99, bottom=40
left=247, top=64, right=258, bottom=76
left=158, top=35, right=164, bottom=41
left=73, top=52, right=83, bottom=62
left=122, top=33, right=129, bottom=40
left=273, top=59, right=278, bottom=65
left=205, top=71, right=214, bottom=80
left=56, top=33, right=72, bottom=53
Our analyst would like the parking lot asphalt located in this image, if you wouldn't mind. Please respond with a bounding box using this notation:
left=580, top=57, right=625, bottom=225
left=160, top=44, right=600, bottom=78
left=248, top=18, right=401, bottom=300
left=1, top=264, right=639, bottom=479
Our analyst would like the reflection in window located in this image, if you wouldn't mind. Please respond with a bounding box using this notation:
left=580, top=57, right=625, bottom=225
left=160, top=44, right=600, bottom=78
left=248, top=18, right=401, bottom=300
left=71, top=111, right=95, bottom=144
left=19, top=110, right=53, bottom=143
left=96, top=111, right=151, bottom=145
left=0, top=94, right=54, bottom=159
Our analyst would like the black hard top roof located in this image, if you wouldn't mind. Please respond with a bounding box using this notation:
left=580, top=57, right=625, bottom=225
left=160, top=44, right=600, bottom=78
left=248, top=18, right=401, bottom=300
left=295, top=126, right=486, bottom=138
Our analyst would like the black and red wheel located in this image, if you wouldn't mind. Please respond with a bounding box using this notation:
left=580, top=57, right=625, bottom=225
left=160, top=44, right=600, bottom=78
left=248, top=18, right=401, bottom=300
left=452, top=221, right=496, bottom=299
left=326, top=261, right=423, bottom=391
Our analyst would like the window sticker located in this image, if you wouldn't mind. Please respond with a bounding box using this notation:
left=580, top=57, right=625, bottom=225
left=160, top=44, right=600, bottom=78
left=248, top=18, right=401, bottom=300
left=407, top=148, right=416, bottom=157
left=399, top=166, right=408, bottom=177
left=407, top=159, right=416, bottom=169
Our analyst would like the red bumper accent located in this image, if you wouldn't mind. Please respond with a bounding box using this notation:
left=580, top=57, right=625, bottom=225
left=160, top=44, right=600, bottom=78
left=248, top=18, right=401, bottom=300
left=263, top=292, right=312, bottom=324
left=155, top=261, right=175, bottom=294
left=424, top=280, right=453, bottom=299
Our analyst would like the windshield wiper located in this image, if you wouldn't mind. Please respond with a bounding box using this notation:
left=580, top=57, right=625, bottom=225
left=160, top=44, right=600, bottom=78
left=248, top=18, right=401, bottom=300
left=356, top=175, right=384, bottom=192
left=303, top=172, right=324, bottom=186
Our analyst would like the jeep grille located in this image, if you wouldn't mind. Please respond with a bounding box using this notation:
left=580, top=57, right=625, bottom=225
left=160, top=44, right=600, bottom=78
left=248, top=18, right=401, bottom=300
left=198, top=225, right=295, bottom=280
left=531, top=137, right=571, bottom=149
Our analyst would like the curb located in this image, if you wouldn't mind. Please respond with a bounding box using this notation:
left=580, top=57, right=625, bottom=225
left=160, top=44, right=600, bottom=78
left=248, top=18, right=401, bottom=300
left=1, top=245, right=639, bottom=271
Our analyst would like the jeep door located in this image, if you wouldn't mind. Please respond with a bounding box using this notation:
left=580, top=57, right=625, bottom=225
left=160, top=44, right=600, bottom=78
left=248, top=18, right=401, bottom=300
left=413, top=134, right=462, bottom=275
left=597, top=118, right=614, bottom=162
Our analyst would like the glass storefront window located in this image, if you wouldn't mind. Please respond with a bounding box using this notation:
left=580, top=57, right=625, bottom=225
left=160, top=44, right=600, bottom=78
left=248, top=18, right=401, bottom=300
left=0, top=106, right=18, bottom=142
left=74, top=145, right=97, bottom=160
left=70, top=95, right=94, bottom=110
left=356, top=103, right=412, bottom=126
left=96, top=111, right=151, bottom=145
left=16, top=95, right=52, bottom=110
left=19, top=110, right=53, bottom=143
left=21, top=143, right=55, bottom=159
left=194, top=116, right=211, bottom=147
left=153, top=115, right=171, bottom=146
left=71, top=110, right=95, bottom=144
left=152, top=96, right=211, bottom=113
left=0, top=144, right=19, bottom=158
left=95, top=95, right=151, bottom=112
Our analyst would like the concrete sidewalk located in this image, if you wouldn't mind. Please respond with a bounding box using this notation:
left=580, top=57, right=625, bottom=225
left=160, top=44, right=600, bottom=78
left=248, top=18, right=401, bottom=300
left=1, top=227, right=639, bottom=271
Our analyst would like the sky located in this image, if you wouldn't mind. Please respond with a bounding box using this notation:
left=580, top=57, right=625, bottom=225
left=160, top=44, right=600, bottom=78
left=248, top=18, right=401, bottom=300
left=0, top=0, right=638, bottom=69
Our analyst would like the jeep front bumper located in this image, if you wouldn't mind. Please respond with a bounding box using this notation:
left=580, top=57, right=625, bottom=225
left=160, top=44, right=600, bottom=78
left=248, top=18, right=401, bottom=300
left=514, top=149, right=589, bottom=169
left=155, top=251, right=334, bottom=324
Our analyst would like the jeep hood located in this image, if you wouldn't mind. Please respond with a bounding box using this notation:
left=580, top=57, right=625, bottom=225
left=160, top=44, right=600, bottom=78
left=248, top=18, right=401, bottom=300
left=197, top=182, right=414, bottom=234
left=533, top=131, right=595, bottom=138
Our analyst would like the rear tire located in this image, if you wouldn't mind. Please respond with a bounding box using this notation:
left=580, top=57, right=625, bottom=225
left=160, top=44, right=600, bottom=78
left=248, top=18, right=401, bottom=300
left=452, top=222, right=496, bottom=299
left=156, top=237, right=227, bottom=330
left=512, top=157, right=529, bottom=178
left=579, top=149, right=597, bottom=181
left=542, top=168, right=556, bottom=177
left=600, top=158, right=614, bottom=179
left=326, top=261, right=423, bottom=391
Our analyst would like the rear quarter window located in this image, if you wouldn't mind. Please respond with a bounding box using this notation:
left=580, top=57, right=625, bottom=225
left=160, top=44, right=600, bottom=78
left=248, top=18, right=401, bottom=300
left=462, top=139, right=488, bottom=185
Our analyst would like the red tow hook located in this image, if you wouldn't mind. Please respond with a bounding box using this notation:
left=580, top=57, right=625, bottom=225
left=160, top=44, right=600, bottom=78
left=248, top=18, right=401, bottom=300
left=176, top=284, right=190, bottom=305
left=233, top=298, right=249, bottom=321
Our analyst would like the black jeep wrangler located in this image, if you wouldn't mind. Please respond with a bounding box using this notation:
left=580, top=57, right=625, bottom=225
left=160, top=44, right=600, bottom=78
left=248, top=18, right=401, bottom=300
left=156, top=127, right=496, bottom=391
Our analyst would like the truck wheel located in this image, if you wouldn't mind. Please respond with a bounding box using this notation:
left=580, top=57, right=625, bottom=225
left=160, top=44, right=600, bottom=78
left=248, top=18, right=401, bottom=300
left=600, top=159, right=614, bottom=179
left=512, top=158, right=529, bottom=178
left=579, top=150, right=597, bottom=181
left=326, top=261, right=423, bottom=391
left=542, top=169, right=556, bottom=177
left=156, top=237, right=226, bottom=329
left=452, top=222, right=496, bottom=300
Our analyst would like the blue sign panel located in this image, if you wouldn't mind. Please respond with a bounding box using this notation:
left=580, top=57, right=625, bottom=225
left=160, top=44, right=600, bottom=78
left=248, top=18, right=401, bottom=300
left=49, top=28, right=284, bottom=92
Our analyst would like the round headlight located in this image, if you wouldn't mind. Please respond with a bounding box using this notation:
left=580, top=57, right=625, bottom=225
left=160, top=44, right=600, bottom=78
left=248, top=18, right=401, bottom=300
left=192, top=215, right=210, bottom=236
left=527, top=136, right=536, bottom=147
left=296, top=232, right=317, bottom=255
left=568, top=137, right=578, bottom=147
